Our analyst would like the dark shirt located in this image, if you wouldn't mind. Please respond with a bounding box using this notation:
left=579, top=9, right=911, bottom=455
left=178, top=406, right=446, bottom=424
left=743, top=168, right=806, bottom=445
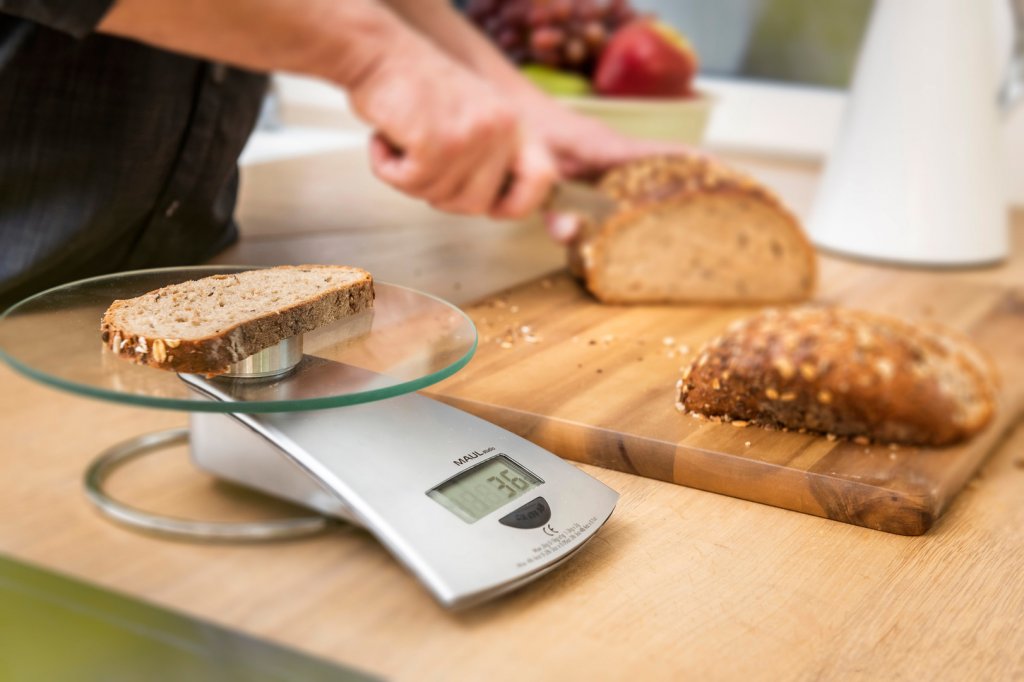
left=0, top=1, right=268, bottom=309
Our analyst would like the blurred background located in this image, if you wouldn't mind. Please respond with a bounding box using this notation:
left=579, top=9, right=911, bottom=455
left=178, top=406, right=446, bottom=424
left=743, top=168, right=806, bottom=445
left=636, top=0, right=872, bottom=88
left=250, top=0, right=1023, bottom=202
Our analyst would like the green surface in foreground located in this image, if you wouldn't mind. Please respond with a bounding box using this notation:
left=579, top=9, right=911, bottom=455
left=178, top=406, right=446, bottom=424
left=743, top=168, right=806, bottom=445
left=0, top=554, right=378, bottom=682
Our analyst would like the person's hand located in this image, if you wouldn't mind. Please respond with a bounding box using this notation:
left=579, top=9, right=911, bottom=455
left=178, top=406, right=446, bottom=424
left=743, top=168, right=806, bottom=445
left=520, top=96, right=703, bottom=181
left=517, top=95, right=706, bottom=243
left=349, top=44, right=558, bottom=218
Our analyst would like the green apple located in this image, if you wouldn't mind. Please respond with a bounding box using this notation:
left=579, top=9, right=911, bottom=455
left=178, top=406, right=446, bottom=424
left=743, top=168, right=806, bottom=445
left=520, top=64, right=592, bottom=97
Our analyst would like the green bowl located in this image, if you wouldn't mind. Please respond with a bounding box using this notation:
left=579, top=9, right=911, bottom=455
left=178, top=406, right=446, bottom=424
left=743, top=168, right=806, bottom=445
left=559, top=92, right=713, bottom=144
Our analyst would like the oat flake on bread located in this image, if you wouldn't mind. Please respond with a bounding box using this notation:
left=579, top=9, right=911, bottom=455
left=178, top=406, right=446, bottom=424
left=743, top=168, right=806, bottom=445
left=677, top=306, right=997, bottom=446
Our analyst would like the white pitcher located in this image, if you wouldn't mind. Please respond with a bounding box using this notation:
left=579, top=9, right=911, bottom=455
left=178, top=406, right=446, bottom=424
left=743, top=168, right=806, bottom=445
left=808, top=0, right=1024, bottom=266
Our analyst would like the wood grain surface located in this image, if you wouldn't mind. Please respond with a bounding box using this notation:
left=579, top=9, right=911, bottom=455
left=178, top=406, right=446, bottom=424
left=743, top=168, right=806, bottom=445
left=1, top=145, right=1022, bottom=680
left=429, top=262, right=1024, bottom=535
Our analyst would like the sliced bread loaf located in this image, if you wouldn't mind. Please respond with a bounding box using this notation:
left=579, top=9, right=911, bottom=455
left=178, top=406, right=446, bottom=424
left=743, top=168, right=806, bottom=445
left=101, top=265, right=374, bottom=375
left=676, top=306, right=997, bottom=446
left=569, top=155, right=816, bottom=304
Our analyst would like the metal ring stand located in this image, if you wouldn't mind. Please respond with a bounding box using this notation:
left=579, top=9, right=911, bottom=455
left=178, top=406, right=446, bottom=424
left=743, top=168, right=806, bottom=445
left=84, top=428, right=332, bottom=543
left=83, top=338, right=332, bottom=542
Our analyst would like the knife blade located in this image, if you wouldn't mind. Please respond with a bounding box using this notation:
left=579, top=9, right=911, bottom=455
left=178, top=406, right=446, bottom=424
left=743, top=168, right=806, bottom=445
left=544, top=181, right=619, bottom=228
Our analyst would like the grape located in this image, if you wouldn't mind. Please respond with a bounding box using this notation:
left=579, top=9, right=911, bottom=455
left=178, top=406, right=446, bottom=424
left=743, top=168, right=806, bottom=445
left=576, top=0, right=601, bottom=21
left=564, top=38, right=587, bottom=65
left=466, top=0, right=496, bottom=22
left=500, top=2, right=529, bottom=24
left=531, top=26, right=566, bottom=53
left=528, top=5, right=551, bottom=25
left=497, top=28, right=521, bottom=50
left=551, top=0, right=574, bottom=22
left=582, top=20, right=607, bottom=49
left=467, top=0, right=638, bottom=78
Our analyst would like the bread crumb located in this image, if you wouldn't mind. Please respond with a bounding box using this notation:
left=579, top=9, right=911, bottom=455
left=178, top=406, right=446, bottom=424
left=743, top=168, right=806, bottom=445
left=509, top=305, right=519, bottom=313
left=853, top=436, right=870, bottom=446
left=500, top=341, right=513, bottom=349
left=732, top=420, right=749, bottom=428
left=826, top=433, right=837, bottom=442
left=744, top=441, right=751, bottom=447
left=662, top=336, right=675, bottom=346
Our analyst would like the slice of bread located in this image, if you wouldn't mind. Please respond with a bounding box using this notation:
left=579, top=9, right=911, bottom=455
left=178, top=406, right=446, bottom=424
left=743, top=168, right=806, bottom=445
left=569, top=155, right=816, bottom=304
left=677, top=306, right=998, bottom=446
left=100, top=265, right=374, bottom=375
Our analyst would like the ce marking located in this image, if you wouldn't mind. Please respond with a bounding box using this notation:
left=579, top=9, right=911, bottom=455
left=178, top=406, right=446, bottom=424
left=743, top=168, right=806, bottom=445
left=541, top=524, right=558, bottom=536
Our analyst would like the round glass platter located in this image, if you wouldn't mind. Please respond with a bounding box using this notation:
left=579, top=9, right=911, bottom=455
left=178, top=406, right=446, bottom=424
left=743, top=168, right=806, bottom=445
left=0, top=266, right=477, bottom=412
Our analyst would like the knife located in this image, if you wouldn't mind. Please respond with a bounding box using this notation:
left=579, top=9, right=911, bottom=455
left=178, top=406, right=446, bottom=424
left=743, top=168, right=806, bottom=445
left=374, top=131, right=616, bottom=238
left=545, top=181, right=618, bottom=226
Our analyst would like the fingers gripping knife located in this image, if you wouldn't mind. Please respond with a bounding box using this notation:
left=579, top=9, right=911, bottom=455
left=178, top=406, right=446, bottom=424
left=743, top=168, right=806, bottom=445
left=0, top=268, right=618, bottom=609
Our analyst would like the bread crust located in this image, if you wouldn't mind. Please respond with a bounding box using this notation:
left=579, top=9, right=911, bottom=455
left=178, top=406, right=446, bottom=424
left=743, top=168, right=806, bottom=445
left=100, top=265, right=374, bottom=375
left=569, top=155, right=817, bottom=304
left=677, top=306, right=998, bottom=446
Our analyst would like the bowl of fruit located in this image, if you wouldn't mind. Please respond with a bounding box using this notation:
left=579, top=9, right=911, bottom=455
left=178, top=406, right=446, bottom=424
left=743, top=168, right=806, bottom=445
left=468, top=0, right=711, bottom=144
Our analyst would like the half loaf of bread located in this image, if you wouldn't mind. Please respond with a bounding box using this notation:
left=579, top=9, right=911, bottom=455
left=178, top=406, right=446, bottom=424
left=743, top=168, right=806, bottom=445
left=569, top=155, right=816, bottom=304
left=676, top=306, right=997, bottom=446
left=101, top=265, right=374, bottom=375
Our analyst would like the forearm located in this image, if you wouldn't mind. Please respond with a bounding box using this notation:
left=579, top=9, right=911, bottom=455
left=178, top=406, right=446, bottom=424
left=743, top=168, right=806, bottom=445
left=98, top=0, right=421, bottom=88
left=380, top=0, right=548, bottom=107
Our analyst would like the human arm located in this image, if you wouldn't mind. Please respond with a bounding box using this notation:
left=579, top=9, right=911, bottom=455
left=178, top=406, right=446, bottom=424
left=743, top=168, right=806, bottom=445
left=379, top=0, right=695, bottom=180
left=92, top=0, right=555, bottom=217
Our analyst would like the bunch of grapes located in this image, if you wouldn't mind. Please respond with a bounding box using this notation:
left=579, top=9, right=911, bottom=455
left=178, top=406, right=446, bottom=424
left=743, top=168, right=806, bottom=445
left=467, top=0, right=637, bottom=77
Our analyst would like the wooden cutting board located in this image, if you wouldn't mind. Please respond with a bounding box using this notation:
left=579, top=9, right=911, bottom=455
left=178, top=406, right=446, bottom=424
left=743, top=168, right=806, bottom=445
left=427, top=260, right=1024, bottom=535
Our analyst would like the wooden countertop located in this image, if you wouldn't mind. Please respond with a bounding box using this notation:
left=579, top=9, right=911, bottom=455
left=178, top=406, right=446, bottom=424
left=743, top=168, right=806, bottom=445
left=1, top=147, right=1021, bottom=681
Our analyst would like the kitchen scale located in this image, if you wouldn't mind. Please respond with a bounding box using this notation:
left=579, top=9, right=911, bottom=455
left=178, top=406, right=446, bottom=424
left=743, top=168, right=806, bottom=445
left=0, top=266, right=618, bottom=609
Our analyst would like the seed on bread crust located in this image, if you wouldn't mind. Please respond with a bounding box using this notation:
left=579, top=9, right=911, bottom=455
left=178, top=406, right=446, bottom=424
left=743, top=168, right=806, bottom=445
left=676, top=306, right=997, bottom=446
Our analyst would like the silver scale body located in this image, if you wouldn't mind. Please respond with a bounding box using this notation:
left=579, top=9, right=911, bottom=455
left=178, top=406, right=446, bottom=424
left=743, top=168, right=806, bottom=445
left=179, top=335, right=619, bottom=609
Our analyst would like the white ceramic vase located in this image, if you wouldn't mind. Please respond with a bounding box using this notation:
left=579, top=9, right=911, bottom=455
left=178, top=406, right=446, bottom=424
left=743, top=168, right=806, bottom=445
left=809, top=0, right=1024, bottom=266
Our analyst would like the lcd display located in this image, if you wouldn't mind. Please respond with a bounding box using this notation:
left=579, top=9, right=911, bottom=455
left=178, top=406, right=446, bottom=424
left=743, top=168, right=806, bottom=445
left=427, top=456, right=543, bottom=523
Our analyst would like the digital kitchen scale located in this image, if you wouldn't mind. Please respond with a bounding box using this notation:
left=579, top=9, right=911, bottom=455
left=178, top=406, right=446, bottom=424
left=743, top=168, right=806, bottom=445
left=0, top=266, right=618, bottom=609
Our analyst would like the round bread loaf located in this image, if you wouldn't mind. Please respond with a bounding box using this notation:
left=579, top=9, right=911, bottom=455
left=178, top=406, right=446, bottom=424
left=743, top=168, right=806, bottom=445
left=677, top=306, right=997, bottom=446
left=569, top=155, right=816, bottom=304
